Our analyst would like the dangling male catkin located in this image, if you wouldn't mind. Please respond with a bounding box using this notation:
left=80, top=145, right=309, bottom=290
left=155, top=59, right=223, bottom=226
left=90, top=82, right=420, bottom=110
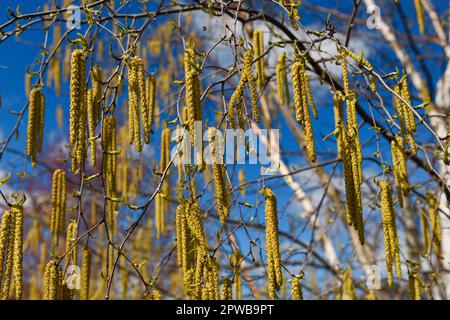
left=253, top=29, right=265, bottom=90
left=260, top=187, right=282, bottom=299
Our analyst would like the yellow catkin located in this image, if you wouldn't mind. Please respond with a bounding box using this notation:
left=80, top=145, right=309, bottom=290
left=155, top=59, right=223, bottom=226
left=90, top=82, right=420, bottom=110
left=291, top=277, right=303, bottom=300
left=221, top=278, right=232, bottom=300
left=380, top=181, right=400, bottom=287
left=69, top=49, right=86, bottom=148
left=42, top=261, right=63, bottom=300
left=414, top=0, right=425, bottom=35
left=276, top=52, right=290, bottom=105
left=209, top=128, right=230, bottom=225
left=80, top=247, right=91, bottom=300
left=391, top=136, right=409, bottom=208
left=0, top=211, right=12, bottom=290
left=26, top=89, right=45, bottom=168
left=87, top=88, right=96, bottom=166
left=341, top=268, right=355, bottom=300
left=12, top=205, right=23, bottom=300
left=65, top=219, right=78, bottom=266
left=280, top=0, right=301, bottom=29
left=102, top=116, right=118, bottom=239
left=50, top=169, right=66, bottom=249
left=420, top=209, right=431, bottom=255
left=428, top=193, right=441, bottom=253
left=253, top=29, right=265, bottom=90
left=144, top=74, right=156, bottom=143
left=291, top=58, right=316, bottom=162
left=184, top=47, right=203, bottom=145
left=1, top=210, right=14, bottom=299
left=394, top=77, right=416, bottom=155
left=128, top=56, right=145, bottom=152
left=260, top=187, right=282, bottom=299
left=243, top=49, right=260, bottom=123
left=333, top=91, right=344, bottom=159
left=409, top=269, right=421, bottom=300
left=92, top=65, right=103, bottom=123
left=341, top=94, right=364, bottom=245
left=185, top=199, right=207, bottom=249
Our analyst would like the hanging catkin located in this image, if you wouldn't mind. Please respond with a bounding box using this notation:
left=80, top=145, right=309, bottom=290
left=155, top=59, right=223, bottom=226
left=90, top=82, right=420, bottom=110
left=128, top=56, right=146, bottom=152
left=253, top=29, right=265, bottom=90
left=65, top=219, right=78, bottom=266
left=208, top=128, right=230, bottom=225
left=80, top=247, right=91, bottom=300
left=42, top=261, right=63, bottom=300
left=102, top=116, right=118, bottom=239
left=391, top=136, right=409, bottom=208
left=340, top=55, right=364, bottom=244
left=341, top=267, right=355, bottom=300
left=26, top=89, right=45, bottom=168
left=12, top=205, right=23, bottom=300
left=156, top=126, right=171, bottom=238
left=228, top=49, right=260, bottom=123
left=428, top=192, right=441, bottom=253
left=333, top=91, right=344, bottom=159
left=87, top=88, right=97, bottom=166
left=409, top=269, right=421, bottom=300
left=69, top=49, right=86, bottom=147
left=276, top=52, right=290, bottom=105
left=394, top=76, right=416, bottom=155
left=1, top=209, right=14, bottom=299
left=144, top=74, right=156, bottom=143
left=291, top=57, right=316, bottom=161
left=50, top=169, right=66, bottom=248
left=92, top=65, right=103, bottom=122
left=0, top=211, right=12, bottom=297
left=291, top=276, right=303, bottom=300
left=184, top=47, right=203, bottom=144
left=221, top=278, right=232, bottom=300
left=260, top=187, right=282, bottom=299
left=379, top=181, right=401, bottom=287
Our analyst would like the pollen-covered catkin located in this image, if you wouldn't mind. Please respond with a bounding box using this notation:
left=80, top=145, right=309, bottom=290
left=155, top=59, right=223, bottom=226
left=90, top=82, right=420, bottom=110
left=291, top=58, right=316, bottom=162
left=50, top=169, right=66, bottom=248
left=242, top=49, right=260, bottom=123
left=428, top=192, right=441, bottom=253
left=12, top=205, right=23, bottom=300
left=409, top=269, right=421, bottom=300
left=291, top=277, right=303, bottom=300
left=391, top=136, right=409, bottom=208
left=333, top=91, right=344, bottom=159
left=65, top=219, right=78, bottom=266
left=341, top=268, right=355, bottom=300
left=80, top=247, right=91, bottom=300
left=208, top=128, right=230, bottom=225
left=92, top=65, right=102, bottom=122
left=144, top=74, right=156, bottom=143
left=69, top=49, right=86, bottom=148
left=185, top=199, right=207, bottom=249
left=42, top=261, right=63, bottom=300
left=26, top=89, right=45, bottom=168
left=394, top=77, right=416, bottom=155
left=0, top=211, right=12, bottom=291
left=253, top=29, right=265, bottom=90
left=127, top=56, right=145, bottom=152
left=380, top=181, right=400, bottom=287
left=87, top=88, right=96, bottom=166
left=221, top=278, right=232, bottom=300
left=276, top=52, right=290, bottom=105
left=184, top=47, right=202, bottom=145
left=260, top=187, right=282, bottom=299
